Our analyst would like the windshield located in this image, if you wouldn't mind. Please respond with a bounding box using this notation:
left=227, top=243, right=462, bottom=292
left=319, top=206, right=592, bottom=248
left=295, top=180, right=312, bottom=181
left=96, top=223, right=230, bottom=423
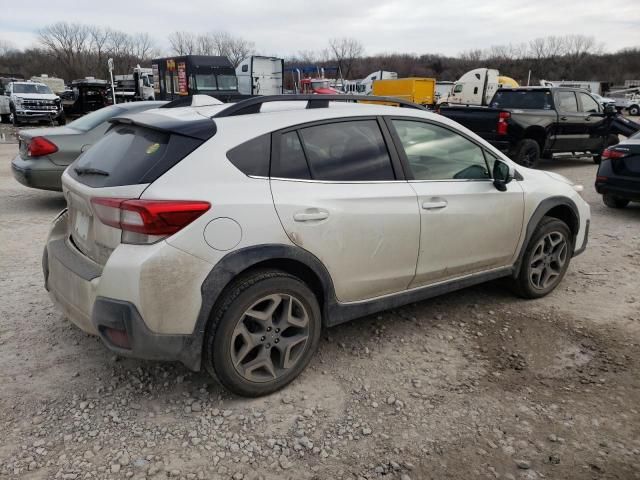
left=195, top=74, right=217, bottom=91
left=67, top=105, right=126, bottom=132
left=13, top=83, right=53, bottom=95
left=217, top=74, right=238, bottom=91
left=312, top=80, right=330, bottom=89
left=490, top=90, right=553, bottom=110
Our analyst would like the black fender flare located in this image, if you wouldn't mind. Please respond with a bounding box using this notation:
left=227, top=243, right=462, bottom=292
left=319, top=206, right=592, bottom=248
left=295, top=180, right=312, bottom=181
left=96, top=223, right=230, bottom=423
left=513, top=196, right=581, bottom=277
left=184, top=244, right=338, bottom=370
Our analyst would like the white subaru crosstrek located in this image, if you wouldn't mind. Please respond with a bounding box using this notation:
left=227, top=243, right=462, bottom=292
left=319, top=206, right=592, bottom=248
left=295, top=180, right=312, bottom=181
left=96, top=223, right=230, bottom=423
left=43, top=95, right=590, bottom=397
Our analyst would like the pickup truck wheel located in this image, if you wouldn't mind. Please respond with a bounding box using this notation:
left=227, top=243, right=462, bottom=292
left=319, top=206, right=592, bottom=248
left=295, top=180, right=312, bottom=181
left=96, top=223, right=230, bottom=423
left=57, top=113, right=66, bottom=126
left=603, top=194, right=629, bottom=209
left=629, top=105, right=639, bottom=116
left=9, top=108, right=19, bottom=126
left=0, top=113, right=9, bottom=124
left=513, top=217, right=572, bottom=299
left=513, top=139, right=540, bottom=168
left=203, top=269, right=321, bottom=397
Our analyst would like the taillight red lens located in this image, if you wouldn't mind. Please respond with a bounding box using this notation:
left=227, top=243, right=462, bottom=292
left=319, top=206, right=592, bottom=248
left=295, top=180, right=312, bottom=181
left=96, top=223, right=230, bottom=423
left=91, top=198, right=210, bottom=236
left=497, top=111, right=510, bottom=135
left=28, top=137, right=58, bottom=157
left=602, top=148, right=626, bottom=160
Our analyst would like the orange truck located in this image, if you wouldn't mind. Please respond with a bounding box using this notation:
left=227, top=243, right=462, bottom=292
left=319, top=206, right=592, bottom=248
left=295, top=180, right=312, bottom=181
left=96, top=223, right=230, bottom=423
left=372, top=77, right=437, bottom=106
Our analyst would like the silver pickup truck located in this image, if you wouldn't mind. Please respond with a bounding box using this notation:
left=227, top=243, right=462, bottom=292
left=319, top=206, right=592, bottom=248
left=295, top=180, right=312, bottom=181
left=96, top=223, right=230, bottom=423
left=0, top=81, right=65, bottom=125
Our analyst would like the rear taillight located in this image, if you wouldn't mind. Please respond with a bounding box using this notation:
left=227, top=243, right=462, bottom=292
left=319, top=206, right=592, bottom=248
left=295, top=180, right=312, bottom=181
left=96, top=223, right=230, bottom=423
left=91, top=198, right=210, bottom=244
left=28, top=137, right=58, bottom=157
left=497, top=111, right=510, bottom=135
left=601, top=148, right=626, bottom=160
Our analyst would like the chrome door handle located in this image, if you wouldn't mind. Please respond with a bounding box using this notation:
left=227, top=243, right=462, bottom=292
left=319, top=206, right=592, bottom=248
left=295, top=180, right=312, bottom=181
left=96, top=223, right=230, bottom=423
left=293, top=210, right=330, bottom=222
left=560, top=116, right=568, bottom=121
left=422, top=200, right=448, bottom=210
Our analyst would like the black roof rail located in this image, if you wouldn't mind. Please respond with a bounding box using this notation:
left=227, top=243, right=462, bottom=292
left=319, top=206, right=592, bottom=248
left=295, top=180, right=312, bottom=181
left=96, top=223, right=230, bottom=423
left=212, top=94, right=428, bottom=118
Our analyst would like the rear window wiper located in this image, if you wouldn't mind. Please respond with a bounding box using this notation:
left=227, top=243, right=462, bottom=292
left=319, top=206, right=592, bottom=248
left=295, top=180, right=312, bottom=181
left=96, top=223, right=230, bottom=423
left=74, top=166, right=110, bottom=176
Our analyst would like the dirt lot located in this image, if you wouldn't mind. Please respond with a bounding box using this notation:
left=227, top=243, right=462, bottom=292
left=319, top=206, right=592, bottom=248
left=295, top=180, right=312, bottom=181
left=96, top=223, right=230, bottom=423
left=0, top=125, right=639, bottom=480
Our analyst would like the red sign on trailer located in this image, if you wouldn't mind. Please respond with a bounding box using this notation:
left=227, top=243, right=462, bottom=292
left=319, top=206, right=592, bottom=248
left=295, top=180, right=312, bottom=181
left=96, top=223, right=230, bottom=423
left=177, top=62, right=188, bottom=96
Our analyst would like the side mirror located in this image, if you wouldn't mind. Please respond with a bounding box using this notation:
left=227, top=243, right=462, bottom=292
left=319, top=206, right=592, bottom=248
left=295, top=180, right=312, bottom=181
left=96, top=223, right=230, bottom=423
left=603, top=103, right=616, bottom=115
left=493, top=160, right=514, bottom=192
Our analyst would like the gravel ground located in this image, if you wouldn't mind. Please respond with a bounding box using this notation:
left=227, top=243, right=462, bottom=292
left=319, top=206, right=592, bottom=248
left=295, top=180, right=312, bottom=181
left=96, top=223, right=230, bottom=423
left=0, top=125, right=639, bottom=480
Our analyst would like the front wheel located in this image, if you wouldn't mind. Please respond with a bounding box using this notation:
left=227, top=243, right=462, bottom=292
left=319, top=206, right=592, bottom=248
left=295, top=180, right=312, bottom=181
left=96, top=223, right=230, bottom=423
left=628, top=105, right=640, bottom=116
left=0, top=113, right=9, bottom=124
left=57, top=112, right=66, bottom=125
left=203, top=270, right=321, bottom=397
left=513, top=217, right=573, bottom=299
left=603, top=194, right=629, bottom=209
left=513, top=139, right=540, bottom=168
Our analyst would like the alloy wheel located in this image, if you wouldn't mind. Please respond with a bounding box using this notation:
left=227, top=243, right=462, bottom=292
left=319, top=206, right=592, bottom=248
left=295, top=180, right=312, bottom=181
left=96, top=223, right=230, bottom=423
left=529, top=231, right=568, bottom=290
left=231, top=293, right=310, bottom=383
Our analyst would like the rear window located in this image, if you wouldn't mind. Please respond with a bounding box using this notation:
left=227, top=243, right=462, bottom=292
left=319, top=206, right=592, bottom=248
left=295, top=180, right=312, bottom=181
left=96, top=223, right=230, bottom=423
left=68, top=124, right=203, bottom=187
left=490, top=90, right=553, bottom=110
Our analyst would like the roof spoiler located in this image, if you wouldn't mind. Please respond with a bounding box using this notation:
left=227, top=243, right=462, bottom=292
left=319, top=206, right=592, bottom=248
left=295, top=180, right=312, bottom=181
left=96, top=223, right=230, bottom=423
left=161, top=95, right=224, bottom=109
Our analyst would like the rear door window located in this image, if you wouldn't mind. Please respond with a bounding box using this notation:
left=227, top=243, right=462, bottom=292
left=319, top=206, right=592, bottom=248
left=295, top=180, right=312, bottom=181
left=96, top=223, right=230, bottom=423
left=298, top=120, right=395, bottom=181
left=68, top=124, right=203, bottom=187
left=272, top=131, right=311, bottom=179
left=578, top=92, right=601, bottom=113
left=557, top=91, right=579, bottom=112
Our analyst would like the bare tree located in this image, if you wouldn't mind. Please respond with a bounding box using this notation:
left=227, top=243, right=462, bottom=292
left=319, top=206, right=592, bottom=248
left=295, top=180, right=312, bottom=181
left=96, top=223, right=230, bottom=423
left=131, top=33, right=157, bottom=61
left=328, top=37, right=363, bottom=78
left=0, top=39, right=17, bottom=56
left=210, top=32, right=255, bottom=67
left=168, top=31, right=197, bottom=56
left=38, top=22, right=91, bottom=78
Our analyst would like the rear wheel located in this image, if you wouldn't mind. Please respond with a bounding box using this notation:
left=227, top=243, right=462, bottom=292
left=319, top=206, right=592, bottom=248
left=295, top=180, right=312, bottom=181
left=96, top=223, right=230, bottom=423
left=513, top=139, right=540, bottom=168
left=0, top=113, right=9, bottom=124
left=513, top=217, right=573, bottom=299
left=629, top=105, right=640, bottom=116
left=203, top=270, right=321, bottom=397
left=603, top=194, right=629, bottom=209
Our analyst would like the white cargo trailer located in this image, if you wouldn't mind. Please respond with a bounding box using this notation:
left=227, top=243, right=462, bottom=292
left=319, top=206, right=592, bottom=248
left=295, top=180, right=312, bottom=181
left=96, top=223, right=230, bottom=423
left=236, top=56, right=284, bottom=95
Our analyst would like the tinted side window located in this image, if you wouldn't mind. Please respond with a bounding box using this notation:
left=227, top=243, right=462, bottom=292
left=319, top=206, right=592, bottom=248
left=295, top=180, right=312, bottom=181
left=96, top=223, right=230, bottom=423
left=392, top=120, right=490, bottom=180
left=579, top=92, right=600, bottom=113
left=298, top=120, right=394, bottom=181
left=226, top=134, right=270, bottom=176
left=272, top=131, right=311, bottom=179
left=557, top=91, right=579, bottom=112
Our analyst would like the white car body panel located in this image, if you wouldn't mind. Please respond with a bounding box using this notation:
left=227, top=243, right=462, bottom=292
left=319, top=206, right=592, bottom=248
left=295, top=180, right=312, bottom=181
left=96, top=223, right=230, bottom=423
left=45, top=100, right=590, bottom=354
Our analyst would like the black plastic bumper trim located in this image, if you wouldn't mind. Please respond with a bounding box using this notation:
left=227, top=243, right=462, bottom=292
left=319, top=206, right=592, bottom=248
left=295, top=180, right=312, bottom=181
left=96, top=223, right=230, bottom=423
left=92, top=297, right=201, bottom=371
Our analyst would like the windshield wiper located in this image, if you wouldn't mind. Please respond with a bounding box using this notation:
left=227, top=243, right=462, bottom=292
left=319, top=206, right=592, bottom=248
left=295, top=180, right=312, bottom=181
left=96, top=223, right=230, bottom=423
left=74, top=166, right=109, bottom=176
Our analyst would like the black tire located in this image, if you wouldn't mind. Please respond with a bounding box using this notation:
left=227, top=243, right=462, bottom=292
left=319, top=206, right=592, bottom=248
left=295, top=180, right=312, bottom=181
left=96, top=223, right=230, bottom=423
left=513, top=139, right=540, bottom=168
left=203, top=269, right=321, bottom=397
left=603, top=194, right=629, bottom=209
left=57, top=112, right=66, bottom=126
left=594, top=134, right=619, bottom=164
left=0, top=113, right=9, bottom=124
left=513, top=217, right=573, bottom=299
left=629, top=105, right=640, bottom=116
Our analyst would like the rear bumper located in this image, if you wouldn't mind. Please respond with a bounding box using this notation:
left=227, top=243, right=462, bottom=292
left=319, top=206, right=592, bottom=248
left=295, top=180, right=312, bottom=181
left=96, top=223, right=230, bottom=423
left=12, top=154, right=63, bottom=191
left=93, top=298, right=201, bottom=369
left=595, top=180, right=640, bottom=202
left=44, top=217, right=207, bottom=370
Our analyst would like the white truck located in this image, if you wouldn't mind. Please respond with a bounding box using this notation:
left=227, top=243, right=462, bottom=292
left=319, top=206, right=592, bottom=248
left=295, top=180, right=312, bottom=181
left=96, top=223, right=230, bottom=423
left=440, top=68, right=500, bottom=106
left=114, top=66, right=155, bottom=102
left=0, top=81, right=65, bottom=125
left=236, top=56, right=284, bottom=95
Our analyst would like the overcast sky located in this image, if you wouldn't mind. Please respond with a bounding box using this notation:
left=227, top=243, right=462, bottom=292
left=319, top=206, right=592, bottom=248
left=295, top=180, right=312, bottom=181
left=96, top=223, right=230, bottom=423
left=1, top=0, right=638, bottom=57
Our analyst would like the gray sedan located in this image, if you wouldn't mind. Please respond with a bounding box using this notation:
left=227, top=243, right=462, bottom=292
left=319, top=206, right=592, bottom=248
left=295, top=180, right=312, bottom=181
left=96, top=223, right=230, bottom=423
left=11, top=101, right=166, bottom=191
